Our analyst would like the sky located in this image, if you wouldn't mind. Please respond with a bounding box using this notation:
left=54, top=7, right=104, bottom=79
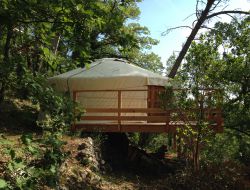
left=136, top=0, right=250, bottom=66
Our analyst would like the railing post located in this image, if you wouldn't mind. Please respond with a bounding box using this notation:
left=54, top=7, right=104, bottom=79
left=165, top=110, right=170, bottom=132
left=118, top=90, right=121, bottom=131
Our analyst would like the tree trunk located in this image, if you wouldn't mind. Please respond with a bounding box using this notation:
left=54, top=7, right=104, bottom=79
left=194, top=92, right=205, bottom=171
left=0, top=24, right=13, bottom=103
left=168, top=0, right=216, bottom=78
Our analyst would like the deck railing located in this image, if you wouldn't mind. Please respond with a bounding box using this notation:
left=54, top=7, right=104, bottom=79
left=72, top=89, right=223, bottom=133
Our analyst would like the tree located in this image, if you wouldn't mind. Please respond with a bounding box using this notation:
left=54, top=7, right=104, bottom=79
left=206, top=17, right=250, bottom=137
left=0, top=0, right=164, bottom=103
left=167, top=0, right=250, bottom=78
left=175, top=16, right=250, bottom=134
left=167, top=16, right=250, bottom=166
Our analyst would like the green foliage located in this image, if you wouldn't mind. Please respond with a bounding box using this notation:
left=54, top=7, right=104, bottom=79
left=129, top=133, right=168, bottom=152
left=0, top=70, right=83, bottom=188
left=186, top=17, right=250, bottom=135
left=144, top=134, right=168, bottom=152
left=21, top=73, right=82, bottom=187
left=127, top=133, right=140, bottom=146
left=0, top=0, right=163, bottom=188
left=0, top=0, right=163, bottom=104
left=165, top=52, right=177, bottom=76
left=159, top=85, right=176, bottom=110
left=22, top=71, right=83, bottom=130
left=166, top=16, right=250, bottom=168
left=131, top=52, right=164, bottom=74
left=201, top=130, right=240, bottom=164
left=2, top=133, right=67, bottom=189
left=1, top=134, right=41, bottom=189
left=0, top=179, right=7, bottom=189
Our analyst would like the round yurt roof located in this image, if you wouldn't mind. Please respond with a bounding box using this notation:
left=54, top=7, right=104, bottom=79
left=48, top=58, right=168, bottom=91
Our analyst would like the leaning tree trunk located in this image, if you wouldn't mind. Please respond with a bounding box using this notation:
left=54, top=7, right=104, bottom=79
left=168, top=0, right=215, bottom=78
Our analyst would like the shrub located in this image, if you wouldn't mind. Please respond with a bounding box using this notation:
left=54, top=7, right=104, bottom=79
left=0, top=72, right=83, bottom=189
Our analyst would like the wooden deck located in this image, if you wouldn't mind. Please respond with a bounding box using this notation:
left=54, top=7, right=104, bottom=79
left=73, top=107, right=223, bottom=133
left=72, top=89, right=223, bottom=133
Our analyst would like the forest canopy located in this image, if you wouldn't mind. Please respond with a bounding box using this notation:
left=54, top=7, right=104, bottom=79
left=0, top=0, right=163, bottom=102
left=0, top=0, right=249, bottom=189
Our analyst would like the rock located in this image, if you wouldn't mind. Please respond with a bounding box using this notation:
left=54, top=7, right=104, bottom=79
left=59, top=137, right=106, bottom=189
left=87, top=137, right=93, bottom=145
left=73, top=138, right=100, bottom=171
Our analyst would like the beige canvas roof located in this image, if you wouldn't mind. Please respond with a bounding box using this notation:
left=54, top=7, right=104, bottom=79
left=48, top=58, right=168, bottom=92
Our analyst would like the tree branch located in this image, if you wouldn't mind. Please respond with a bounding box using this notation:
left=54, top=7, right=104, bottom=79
left=201, top=25, right=216, bottom=30
left=206, top=10, right=250, bottom=19
left=162, top=26, right=193, bottom=36
left=17, top=19, right=75, bottom=24
left=183, top=13, right=196, bottom=21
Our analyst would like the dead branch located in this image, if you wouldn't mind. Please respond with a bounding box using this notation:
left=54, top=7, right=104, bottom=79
left=162, top=26, right=193, bottom=36
left=200, top=25, right=216, bottom=30
left=206, top=10, right=250, bottom=19
left=183, top=13, right=196, bottom=21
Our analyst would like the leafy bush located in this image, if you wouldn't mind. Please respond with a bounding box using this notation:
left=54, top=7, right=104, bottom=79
left=0, top=72, right=83, bottom=189
left=201, top=129, right=250, bottom=167
left=143, top=134, right=169, bottom=152
left=201, top=129, right=239, bottom=164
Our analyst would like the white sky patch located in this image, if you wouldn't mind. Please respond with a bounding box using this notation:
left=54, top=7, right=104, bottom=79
left=218, top=45, right=225, bottom=55
left=180, top=27, right=192, bottom=39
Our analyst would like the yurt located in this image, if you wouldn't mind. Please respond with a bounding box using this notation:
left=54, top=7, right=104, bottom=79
left=49, top=58, right=170, bottom=132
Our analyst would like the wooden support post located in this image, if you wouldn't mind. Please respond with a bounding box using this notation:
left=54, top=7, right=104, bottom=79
left=118, top=90, right=121, bottom=131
